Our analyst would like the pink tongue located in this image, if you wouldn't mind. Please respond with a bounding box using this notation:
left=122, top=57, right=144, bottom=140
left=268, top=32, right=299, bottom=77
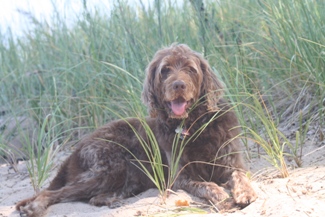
left=171, top=99, right=187, bottom=116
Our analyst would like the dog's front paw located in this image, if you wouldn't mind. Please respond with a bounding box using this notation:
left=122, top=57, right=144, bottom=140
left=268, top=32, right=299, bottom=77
left=231, top=176, right=257, bottom=208
left=205, top=184, right=236, bottom=211
left=233, top=186, right=257, bottom=208
left=208, top=185, right=229, bottom=202
left=229, top=171, right=257, bottom=208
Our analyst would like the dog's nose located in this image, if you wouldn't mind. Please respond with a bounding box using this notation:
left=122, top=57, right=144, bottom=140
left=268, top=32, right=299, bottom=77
left=173, top=80, right=186, bottom=90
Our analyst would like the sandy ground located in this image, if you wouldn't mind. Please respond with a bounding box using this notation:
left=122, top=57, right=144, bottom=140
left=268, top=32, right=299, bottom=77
left=1, top=138, right=325, bottom=217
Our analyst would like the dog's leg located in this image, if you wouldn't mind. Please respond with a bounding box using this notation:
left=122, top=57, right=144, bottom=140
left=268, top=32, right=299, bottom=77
left=17, top=177, right=113, bottom=217
left=228, top=170, right=257, bottom=208
left=174, top=177, right=235, bottom=211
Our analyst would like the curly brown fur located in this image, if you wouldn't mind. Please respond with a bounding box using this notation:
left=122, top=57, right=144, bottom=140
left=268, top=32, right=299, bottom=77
left=143, top=44, right=256, bottom=209
left=16, top=44, right=256, bottom=217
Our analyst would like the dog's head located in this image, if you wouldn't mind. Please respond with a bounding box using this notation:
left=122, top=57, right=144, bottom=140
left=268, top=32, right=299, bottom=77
left=142, top=44, right=223, bottom=119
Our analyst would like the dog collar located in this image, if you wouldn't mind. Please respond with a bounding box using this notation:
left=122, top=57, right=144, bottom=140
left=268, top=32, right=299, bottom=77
left=175, top=126, right=190, bottom=139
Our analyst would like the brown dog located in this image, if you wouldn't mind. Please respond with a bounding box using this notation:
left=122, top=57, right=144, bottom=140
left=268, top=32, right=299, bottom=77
left=16, top=44, right=256, bottom=217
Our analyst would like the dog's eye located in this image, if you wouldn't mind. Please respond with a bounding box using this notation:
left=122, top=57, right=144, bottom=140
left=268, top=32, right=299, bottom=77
left=161, top=68, right=169, bottom=75
left=189, top=67, right=197, bottom=74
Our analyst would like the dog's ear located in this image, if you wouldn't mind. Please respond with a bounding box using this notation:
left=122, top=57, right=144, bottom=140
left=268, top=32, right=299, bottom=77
left=198, top=55, right=224, bottom=111
left=142, top=57, right=159, bottom=118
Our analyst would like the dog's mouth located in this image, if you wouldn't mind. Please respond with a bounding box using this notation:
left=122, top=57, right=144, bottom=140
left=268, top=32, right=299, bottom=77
left=168, top=97, right=189, bottom=117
